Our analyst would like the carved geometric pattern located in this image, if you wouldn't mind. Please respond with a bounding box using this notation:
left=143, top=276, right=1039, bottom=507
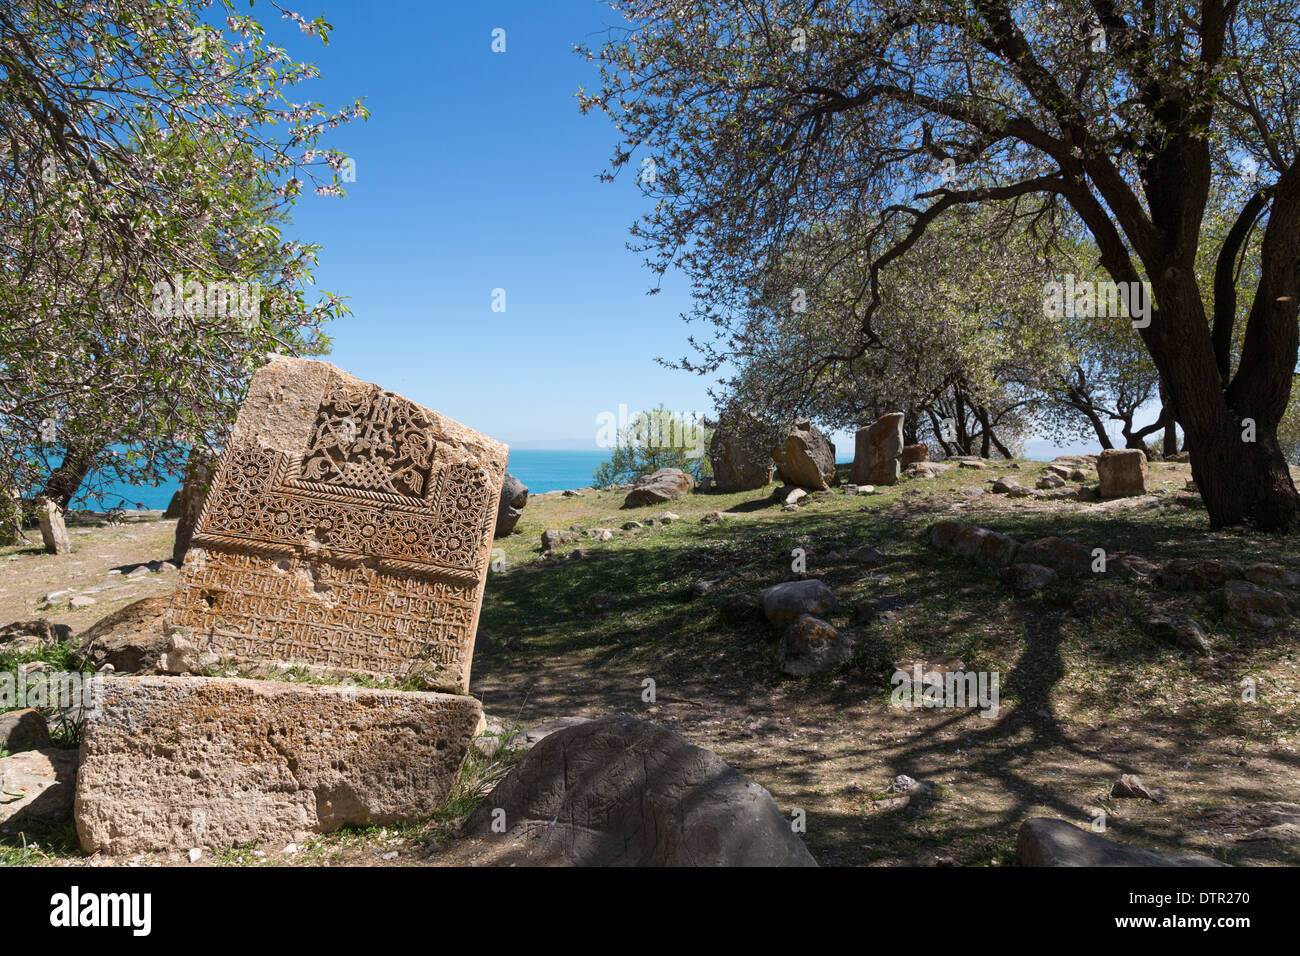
left=300, top=374, right=436, bottom=498
left=167, top=360, right=508, bottom=691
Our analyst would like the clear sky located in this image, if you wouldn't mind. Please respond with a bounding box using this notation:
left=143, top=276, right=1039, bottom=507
left=276, top=0, right=716, bottom=452
left=278, top=0, right=1133, bottom=459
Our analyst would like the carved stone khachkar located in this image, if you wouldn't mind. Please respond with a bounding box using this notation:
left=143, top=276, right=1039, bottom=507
left=164, top=356, right=509, bottom=692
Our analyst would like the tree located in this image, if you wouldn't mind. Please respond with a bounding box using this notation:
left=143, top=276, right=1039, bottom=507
left=593, top=406, right=713, bottom=485
left=0, top=1, right=360, bottom=515
left=581, top=0, right=1300, bottom=529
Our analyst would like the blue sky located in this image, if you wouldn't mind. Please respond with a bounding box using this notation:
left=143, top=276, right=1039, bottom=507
left=277, top=1, right=715, bottom=451
left=275, top=0, right=1120, bottom=459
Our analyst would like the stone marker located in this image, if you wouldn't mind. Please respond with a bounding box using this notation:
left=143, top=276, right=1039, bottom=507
left=164, top=357, right=508, bottom=692
left=772, top=419, right=836, bottom=490
left=899, top=443, right=929, bottom=467
left=170, top=452, right=216, bottom=565
left=493, top=473, right=528, bottom=538
left=37, top=496, right=70, bottom=554
left=74, top=676, right=483, bottom=854
left=851, top=412, right=905, bottom=486
left=1097, top=448, right=1147, bottom=497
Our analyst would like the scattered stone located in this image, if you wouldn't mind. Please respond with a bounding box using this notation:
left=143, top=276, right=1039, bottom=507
left=74, top=676, right=483, bottom=854
left=37, top=497, right=71, bottom=555
left=1140, top=610, right=1212, bottom=655
left=505, top=716, right=591, bottom=750
left=958, top=459, right=987, bottom=470
left=991, top=476, right=1027, bottom=496
left=1110, top=553, right=1161, bottom=584
left=464, top=716, right=816, bottom=866
left=1017, top=818, right=1225, bottom=867
left=621, top=521, right=643, bottom=531
left=1036, top=473, right=1066, bottom=489
left=494, top=474, right=529, bottom=538
left=1111, top=774, right=1165, bottom=802
left=0, top=618, right=72, bottom=654
left=700, top=510, right=725, bottom=524
left=773, top=485, right=807, bottom=507
left=1016, top=537, right=1094, bottom=575
left=0, top=709, right=51, bottom=751
left=585, top=528, right=614, bottom=541
left=758, top=579, right=838, bottom=630
left=903, top=462, right=951, bottom=479
left=1097, top=448, right=1148, bottom=497
left=779, top=615, right=853, bottom=676
left=774, top=419, right=837, bottom=490
left=1218, top=580, right=1291, bottom=630
left=1000, top=562, right=1057, bottom=593
left=541, top=529, right=580, bottom=550
left=188, top=847, right=204, bottom=863
left=856, top=484, right=876, bottom=495
left=1244, top=563, right=1300, bottom=589
left=927, top=520, right=962, bottom=550
left=0, top=748, right=78, bottom=831
left=69, top=595, right=97, bottom=609
left=1161, top=558, right=1244, bottom=590
left=623, top=467, right=694, bottom=507
left=851, top=412, right=904, bottom=487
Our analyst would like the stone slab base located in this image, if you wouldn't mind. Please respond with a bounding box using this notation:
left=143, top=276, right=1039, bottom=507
left=74, top=676, right=482, bottom=855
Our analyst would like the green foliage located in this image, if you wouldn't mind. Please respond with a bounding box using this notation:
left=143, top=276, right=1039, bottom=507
left=593, top=406, right=713, bottom=485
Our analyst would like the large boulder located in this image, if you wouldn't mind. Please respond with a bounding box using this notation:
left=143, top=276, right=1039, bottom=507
left=0, top=748, right=78, bottom=831
left=74, top=597, right=172, bottom=674
left=494, top=473, right=529, bottom=538
left=463, top=716, right=816, bottom=866
left=773, top=419, right=836, bottom=490
left=708, top=413, right=774, bottom=492
left=758, top=579, right=838, bottom=630
left=851, top=412, right=905, bottom=486
left=623, top=468, right=694, bottom=508
left=1017, top=818, right=1226, bottom=866
left=1097, top=448, right=1148, bottom=497
left=74, top=676, right=482, bottom=854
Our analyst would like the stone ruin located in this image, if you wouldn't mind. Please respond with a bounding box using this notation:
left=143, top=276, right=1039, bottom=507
left=73, top=357, right=509, bottom=854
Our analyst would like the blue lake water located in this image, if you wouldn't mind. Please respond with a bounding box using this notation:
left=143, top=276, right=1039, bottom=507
left=80, top=448, right=617, bottom=510
left=80, top=443, right=1067, bottom=512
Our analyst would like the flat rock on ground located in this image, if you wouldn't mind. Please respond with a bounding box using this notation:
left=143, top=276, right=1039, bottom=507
left=461, top=716, right=816, bottom=866
left=1017, top=818, right=1227, bottom=866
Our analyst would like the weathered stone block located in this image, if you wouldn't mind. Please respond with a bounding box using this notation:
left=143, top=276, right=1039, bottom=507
left=164, top=357, right=508, bottom=692
left=74, top=676, right=482, bottom=854
left=851, top=412, right=905, bottom=486
left=1097, top=448, right=1147, bottom=497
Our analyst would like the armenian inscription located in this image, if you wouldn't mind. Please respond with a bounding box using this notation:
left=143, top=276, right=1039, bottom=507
left=165, top=356, right=509, bottom=692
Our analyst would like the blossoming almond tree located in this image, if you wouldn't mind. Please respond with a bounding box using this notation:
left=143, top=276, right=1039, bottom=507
left=581, top=0, right=1300, bottom=529
left=0, top=0, right=362, bottom=520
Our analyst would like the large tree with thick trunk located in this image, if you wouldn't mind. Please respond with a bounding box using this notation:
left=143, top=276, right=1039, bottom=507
left=582, top=0, right=1300, bottom=529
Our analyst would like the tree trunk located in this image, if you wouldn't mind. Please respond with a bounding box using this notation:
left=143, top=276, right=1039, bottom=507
left=42, top=443, right=100, bottom=511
